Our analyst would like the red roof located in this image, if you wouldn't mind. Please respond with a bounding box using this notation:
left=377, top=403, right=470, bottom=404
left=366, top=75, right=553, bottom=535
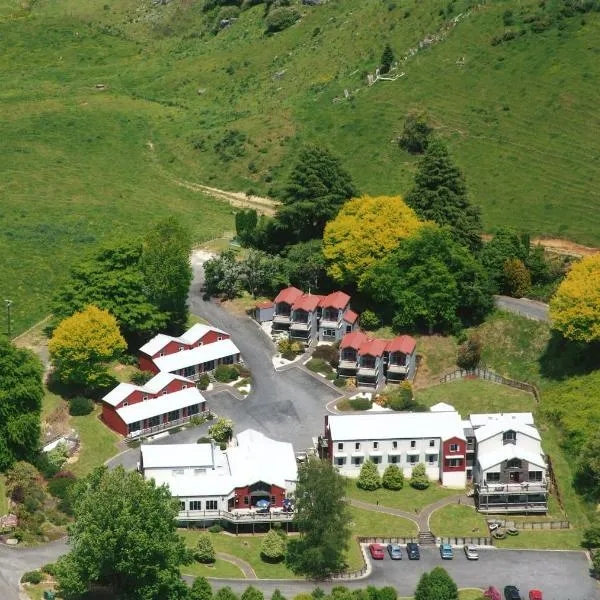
left=320, top=291, right=351, bottom=310
left=274, top=286, right=303, bottom=305
left=387, top=335, right=416, bottom=354
left=359, top=338, right=389, bottom=357
left=293, top=294, right=323, bottom=312
left=340, top=331, right=368, bottom=350
left=342, top=309, right=359, bottom=324
left=256, top=301, right=274, bottom=309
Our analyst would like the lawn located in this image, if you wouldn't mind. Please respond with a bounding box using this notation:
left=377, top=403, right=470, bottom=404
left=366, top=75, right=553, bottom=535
left=415, top=379, right=535, bottom=418
left=346, top=479, right=458, bottom=513
left=429, top=505, right=488, bottom=538
left=494, top=529, right=583, bottom=550
left=183, top=558, right=245, bottom=579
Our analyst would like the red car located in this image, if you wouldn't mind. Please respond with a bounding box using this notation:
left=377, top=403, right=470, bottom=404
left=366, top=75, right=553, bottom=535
left=528, top=592, right=543, bottom=600
left=483, top=587, right=501, bottom=600
left=368, top=543, right=385, bottom=560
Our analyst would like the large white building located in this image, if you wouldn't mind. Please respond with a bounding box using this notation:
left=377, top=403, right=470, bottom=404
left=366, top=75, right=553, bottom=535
left=140, top=430, right=297, bottom=517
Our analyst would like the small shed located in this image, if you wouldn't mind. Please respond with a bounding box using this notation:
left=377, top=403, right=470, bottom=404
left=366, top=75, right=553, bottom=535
left=255, top=301, right=274, bottom=323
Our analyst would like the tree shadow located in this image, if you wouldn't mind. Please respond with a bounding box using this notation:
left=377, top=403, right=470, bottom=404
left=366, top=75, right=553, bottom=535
left=539, top=331, right=600, bottom=380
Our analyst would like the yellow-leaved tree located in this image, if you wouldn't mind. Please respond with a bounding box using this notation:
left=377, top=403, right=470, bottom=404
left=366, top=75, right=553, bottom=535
left=49, top=305, right=126, bottom=392
left=549, top=254, right=600, bottom=342
left=323, top=195, right=424, bottom=287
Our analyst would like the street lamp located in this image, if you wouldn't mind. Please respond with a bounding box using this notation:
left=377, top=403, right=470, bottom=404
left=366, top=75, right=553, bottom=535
left=4, top=299, right=12, bottom=339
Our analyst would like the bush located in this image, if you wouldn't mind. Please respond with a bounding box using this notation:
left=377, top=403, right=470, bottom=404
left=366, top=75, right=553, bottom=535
left=278, top=338, right=303, bottom=360
left=583, top=520, right=600, bottom=548
left=69, top=396, right=94, bottom=416
left=208, top=523, right=223, bottom=534
left=198, top=373, right=211, bottom=390
left=197, top=436, right=212, bottom=444
left=398, top=113, right=432, bottom=154
left=236, top=363, right=251, bottom=378
left=261, top=528, right=287, bottom=562
left=190, top=415, right=207, bottom=427
left=209, top=417, right=234, bottom=443
left=214, top=365, right=239, bottom=383
left=265, top=7, right=300, bottom=33
left=312, top=345, right=339, bottom=368
left=333, top=377, right=346, bottom=388
left=42, top=563, right=57, bottom=576
left=46, top=442, right=70, bottom=473
left=47, top=474, right=77, bottom=500
left=384, top=383, right=426, bottom=412
left=359, top=310, right=380, bottom=331
left=348, top=397, right=371, bottom=411
left=131, top=370, right=154, bottom=385
left=456, top=334, right=482, bottom=370
left=409, top=463, right=430, bottom=490
left=195, top=534, right=216, bottom=563
left=22, top=570, right=42, bottom=584
left=382, top=464, right=404, bottom=490
left=356, top=459, right=381, bottom=491
left=306, top=358, right=332, bottom=374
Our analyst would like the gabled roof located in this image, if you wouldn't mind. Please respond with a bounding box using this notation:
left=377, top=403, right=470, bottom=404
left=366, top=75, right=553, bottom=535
left=469, top=412, right=534, bottom=429
left=319, top=291, right=351, bottom=310
left=474, top=420, right=541, bottom=443
left=103, top=383, right=139, bottom=408
left=102, top=373, right=195, bottom=407
left=342, top=309, right=359, bottom=324
left=117, top=388, right=206, bottom=425
left=359, top=338, right=388, bottom=357
left=153, top=339, right=240, bottom=373
left=139, top=324, right=228, bottom=356
left=387, top=335, right=416, bottom=354
left=141, top=444, right=215, bottom=469
left=143, top=372, right=191, bottom=394
left=256, top=301, right=274, bottom=309
left=274, top=286, right=303, bottom=305
left=293, top=294, right=323, bottom=312
left=139, top=333, right=174, bottom=357
left=477, top=445, right=546, bottom=471
left=340, top=331, right=369, bottom=350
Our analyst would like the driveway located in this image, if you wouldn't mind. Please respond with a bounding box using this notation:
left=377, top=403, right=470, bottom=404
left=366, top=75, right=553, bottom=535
left=494, top=296, right=550, bottom=322
left=207, top=548, right=599, bottom=600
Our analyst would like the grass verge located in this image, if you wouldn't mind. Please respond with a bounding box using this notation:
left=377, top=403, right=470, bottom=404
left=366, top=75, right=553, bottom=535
left=183, top=558, right=245, bottom=579
left=429, top=505, right=488, bottom=538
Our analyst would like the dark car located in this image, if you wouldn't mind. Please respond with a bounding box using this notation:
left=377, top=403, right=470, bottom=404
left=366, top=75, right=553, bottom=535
left=387, top=544, right=402, bottom=560
left=406, top=542, right=420, bottom=560
left=504, top=586, right=522, bottom=600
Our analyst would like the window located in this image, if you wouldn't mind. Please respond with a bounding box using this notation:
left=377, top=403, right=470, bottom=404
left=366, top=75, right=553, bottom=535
left=189, top=501, right=202, bottom=511
left=244, top=496, right=249, bottom=505
left=217, top=336, right=223, bottom=341
left=427, top=454, right=437, bottom=465
left=410, top=440, right=416, bottom=448
left=194, top=468, right=206, bottom=475
left=373, top=442, right=379, bottom=449
left=188, top=404, right=200, bottom=416
left=148, top=415, right=160, bottom=427
left=323, top=329, right=336, bottom=337
left=392, top=441, right=398, bottom=449
left=355, top=442, right=361, bottom=451
left=506, top=458, right=522, bottom=469
left=338, top=442, right=344, bottom=451
left=143, top=395, right=149, bottom=401
left=371, top=455, right=381, bottom=464
left=128, top=421, right=141, bottom=433
left=271, top=495, right=276, bottom=504
left=159, top=352, right=165, bottom=357
left=503, top=430, right=517, bottom=444
left=182, top=384, right=187, bottom=390
left=528, top=471, right=543, bottom=482
left=408, top=454, right=418, bottom=465
left=206, top=500, right=218, bottom=511
left=179, top=346, right=184, bottom=352
left=162, top=390, right=168, bottom=396
left=179, top=501, right=185, bottom=511
left=172, top=469, right=184, bottom=476
left=122, top=401, right=128, bottom=407
left=429, top=440, right=435, bottom=447
left=486, top=472, right=500, bottom=483
left=168, top=410, right=180, bottom=421
left=449, top=444, right=459, bottom=452
left=352, top=456, right=364, bottom=466
left=346, top=325, right=352, bottom=333
left=336, top=457, right=346, bottom=466
left=388, top=455, right=400, bottom=464
left=445, top=458, right=463, bottom=468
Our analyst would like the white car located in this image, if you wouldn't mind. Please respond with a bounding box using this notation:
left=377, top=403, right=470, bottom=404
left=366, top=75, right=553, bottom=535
left=464, top=544, right=479, bottom=560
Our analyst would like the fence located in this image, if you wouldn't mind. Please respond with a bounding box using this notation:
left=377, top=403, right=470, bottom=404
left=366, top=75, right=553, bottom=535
left=439, top=368, right=537, bottom=398
left=438, top=536, right=493, bottom=546
left=507, top=520, right=570, bottom=530
left=357, top=536, right=418, bottom=545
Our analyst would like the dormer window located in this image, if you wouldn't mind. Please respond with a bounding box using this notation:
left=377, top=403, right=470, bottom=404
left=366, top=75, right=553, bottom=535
left=217, top=336, right=223, bottom=341
left=142, top=395, right=148, bottom=401
left=159, top=352, right=165, bottom=357
left=506, top=458, right=522, bottom=469
left=503, top=430, right=517, bottom=445
left=122, top=401, right=128, bottom=407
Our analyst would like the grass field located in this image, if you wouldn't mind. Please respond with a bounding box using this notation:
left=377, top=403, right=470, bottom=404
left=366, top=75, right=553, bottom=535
left=429, top=504, right=488, bottom=537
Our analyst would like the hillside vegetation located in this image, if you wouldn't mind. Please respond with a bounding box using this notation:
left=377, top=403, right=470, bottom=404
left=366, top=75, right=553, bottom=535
left=1, top=0, right=600, bottom=333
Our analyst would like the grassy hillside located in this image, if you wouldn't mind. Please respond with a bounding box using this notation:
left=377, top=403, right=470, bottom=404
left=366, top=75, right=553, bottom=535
left=1, top=0, right=599, bottom=332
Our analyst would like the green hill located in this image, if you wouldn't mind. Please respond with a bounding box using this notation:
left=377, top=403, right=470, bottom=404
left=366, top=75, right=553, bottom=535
left=1, top=0, right=599, bottom=333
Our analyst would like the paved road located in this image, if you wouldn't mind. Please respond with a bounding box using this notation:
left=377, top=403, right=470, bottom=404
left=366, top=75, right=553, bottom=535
left=494, top=295, right=550, bottom=322
left=207, top=547, right=599, bottom=600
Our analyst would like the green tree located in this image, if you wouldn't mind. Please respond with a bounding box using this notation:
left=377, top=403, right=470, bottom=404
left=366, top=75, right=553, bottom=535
left=503, top=258, right=531, bottom=297
left=261, top=528, right=287, bottom=562
left=272, top=590, right=286, bottom=600
left=593, top=551, right=600, bottom=578
left=241, top=250, right=287, bottom=297
left=141, top=217, right=193, bottom=335
left=286, top=458, right=351, bottom=578
left=582, top=519, right=600, bottom=548
left=5, top=461, right=41, bottom=502
left=414, top=567, right=458, bottom=600
left=54, top=466, right=190, bottom=600
left=49, top=305, right=126, bottom=394
left=236, top=209, right=259, bottom=246
left=363, top=225, right=492, bottom=332
left=456, top=333, right=482, bottom=370
left=409, top=463, right=430, bottom=490
left=0, top=339, right=43, bottom=470
left=356, top=460, right=381, bottom=491
left=242, top=587, right=265, bottom=600
left=380, top=43, right=395, bottom=73
left=209, top=418, right=234, bottom=443
left=359, top=310, right=380, bottom=331
left=277, top=146, right=357, bottom=242
left=480, top=228, right=528, bottom=293
left=203, top=250, right=244, bottom=300
left=190, top=577, right=213, bottom=600
left=216, top=587, right=239, bottom=600
left=284, top=240, right=327, bottom=291
left=574, top=430, right=600, bottom=501
left=406, top=140, right=482, bottom=251
left=195, top=534, right=216, bottom=563
left=51, top=241, right=168, bottom=349
left=382, top=464, right=404, bottom=490
left=398, top=113, right=432, bottom=154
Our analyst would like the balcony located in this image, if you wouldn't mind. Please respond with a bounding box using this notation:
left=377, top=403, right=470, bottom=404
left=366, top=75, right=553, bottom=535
left=127, top=411, right=209, bottom=439
left=387, top=363, right=409, bottom=374
left=357, top=366, right=378, bottom=377
left=476, top=481, right=549, bottom=494
left=273, top=313, right=291, bottom=323
left=178, top=508, right=295, bottom=523
left=338, top=359, right=358, bottom=372
left=476, top=501, right=548, bottom=514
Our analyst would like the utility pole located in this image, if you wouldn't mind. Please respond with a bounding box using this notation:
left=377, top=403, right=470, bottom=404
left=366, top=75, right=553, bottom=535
left=4, top=299, right=12, bottom=339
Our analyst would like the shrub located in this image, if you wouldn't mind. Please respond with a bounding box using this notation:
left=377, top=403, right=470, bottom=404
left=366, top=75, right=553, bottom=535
left=47, top=474, right=77, bottom=500
left=398, top=113, right=432, bottom=154
left=265, top=7, right=300, bottom=33
left=583, top=520, right=600, bottom=548
left=278, top=338, right=303, bottom=360
left=456, top=334, right=482, bottom=370
left=593, top=551, right=600, bottom=578
left=359, top=310, right=380, bottom=331
left=195, top=534, right=216, bottom=563
left=198, top=373, right=211, bottom=390
left=214, top=364, right=239, bottom=383
left=348, top=397, right=372, bottom=411
left=333, top=377, right=346, bottom=388
left=242, top=587, right=265, bottom=600
left=382, top=464, right=404, bottom=490
left=218, top=6, right=240, bottom=21
left=306, top=358, right=331, bottom=374
left=503, top=258, right=531, bottom=297
left=312, top=345, right=339, bottom=368
left=236, top=363, right=251, bottom=378
left=69, top=396, right=94, bottom=416
left=42, top=563, right=56, bottom=576
left=261, top=528, right=287, bottom=562
left=197, top=436, right=212, bottom=444
left=209, top=417, right=233, bottom=443
left=46, top=442, right=69, bottom=473
left=409, top=463, right=430, bottom=490
left=208, top=523, right=223, bottom=534
left=131, top=370, right=154, bottom=385
left=384, top=383, right=426, bottom=412
left=22, top=570, right=42, bottom=584
left=190, top=415, right=207, bottom=427
left=357, top=459, right=381, bottom=491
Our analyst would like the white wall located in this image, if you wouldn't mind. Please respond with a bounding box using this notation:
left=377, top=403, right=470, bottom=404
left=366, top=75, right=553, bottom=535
left=441, top=470, right=467, bottom=488
left=477, top=431, right=542, bottom=456
left=178, top=495, right=229, bottom=512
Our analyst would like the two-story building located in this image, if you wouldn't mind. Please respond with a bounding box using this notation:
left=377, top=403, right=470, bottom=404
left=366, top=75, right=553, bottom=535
left=101, top=372, right=207, bottom=437
left=322, top=412, right=467, bottom=488
left=317, top=291, right=358, bottom=343
left=140, top=429, right=297, bottom=519
left=290, top=293, right=323, bottom=345
left=272, top=287, right=304, bottom=335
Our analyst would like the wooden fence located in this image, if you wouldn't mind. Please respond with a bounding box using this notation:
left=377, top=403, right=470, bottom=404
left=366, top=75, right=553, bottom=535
left=512, top=520, right=570, bottom=530
left=439, top=368, right=537, bottom=398
left=437, top=536, right=493, bottom=546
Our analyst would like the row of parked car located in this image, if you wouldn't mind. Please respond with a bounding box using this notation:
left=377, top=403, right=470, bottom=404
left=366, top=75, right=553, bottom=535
left=485, top=587, right=543, bottom=600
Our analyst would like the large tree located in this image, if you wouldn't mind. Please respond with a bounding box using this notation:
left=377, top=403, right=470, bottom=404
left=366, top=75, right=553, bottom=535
left=277, top=146, right=357, bottom=242
left=406, top=139, right=482, bottom=251
left=141, top=217, right=193, bottom=335
left=480, top=228, right=529, bottom=293
left=286, top=458, right=351, bottom=578
left=550, top=254, right=600, bottom=343
left=54, top=466, right=190, bottom=600
left=283, top=240, right=327, bottom=292
left=52, top=241, right=169, bottom=349
left=49, top=305, right=126, bottom=393
left=0, top=339, right=44, bottom=470
left=323, top=196, right=424, bottom=287
left=414, top=567, right=458, bottom=600
left=362, top=225, right=492, bottom=332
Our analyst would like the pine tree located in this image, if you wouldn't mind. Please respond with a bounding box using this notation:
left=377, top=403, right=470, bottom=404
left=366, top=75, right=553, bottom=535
left=406, top=140, right=482, bottom=251
left=380, top=43, right=395, bottom=74
left=409, top=463, right=430, bottom=490
left=190, top=577, right=213, bottom=600
left=356, top=459, right=381, bottom=491
left=382, top=464, right=404, bottom=490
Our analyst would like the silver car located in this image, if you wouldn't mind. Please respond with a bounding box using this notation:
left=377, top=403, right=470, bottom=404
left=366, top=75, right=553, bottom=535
left=464, top=544, right=479, bottom=560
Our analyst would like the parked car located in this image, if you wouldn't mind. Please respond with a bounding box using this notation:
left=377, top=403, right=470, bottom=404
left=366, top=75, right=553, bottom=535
left=439, top=543, right=454, bottom=559
left=464, top=544, right=479, bottom=560
left=387, top=544, right=402, bottom=560
left=406, top=542, right=420, bottom=560
left=528, top=592, right=542, bottom=600
left=255, top=499, right=270, bottom=513
left=504, top=586, right=522, bottom=600
left=483, top=587, right=501, bottom=600
left=368, top=543, right=385, bottom=560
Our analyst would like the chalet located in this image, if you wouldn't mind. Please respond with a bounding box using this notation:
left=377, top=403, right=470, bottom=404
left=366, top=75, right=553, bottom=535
left=318, top=291, right=358, bottom=343
left=272, top=287, right=304, bottom=334
left=101, top=372, right=207, bottom=437
left=140, top=429, right=297, bottom=518
left=290, top=293, right=322, bottom=345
